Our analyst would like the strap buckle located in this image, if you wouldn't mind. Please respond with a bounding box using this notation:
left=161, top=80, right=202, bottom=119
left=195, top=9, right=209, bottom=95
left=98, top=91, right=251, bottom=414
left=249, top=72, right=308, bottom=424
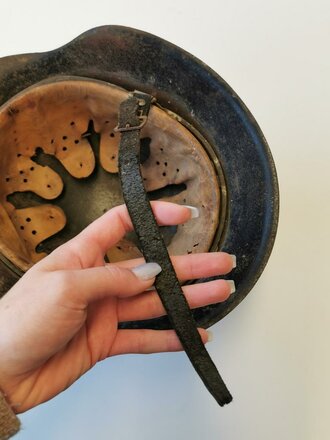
left=114, top=115, right=148, bottom=133
left=114, top=91, right=155, bottom=133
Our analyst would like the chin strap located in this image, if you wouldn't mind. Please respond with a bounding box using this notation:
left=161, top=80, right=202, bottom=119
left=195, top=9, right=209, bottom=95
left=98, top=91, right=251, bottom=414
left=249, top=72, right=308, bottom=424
left=116, top=91, right=232, bottom=406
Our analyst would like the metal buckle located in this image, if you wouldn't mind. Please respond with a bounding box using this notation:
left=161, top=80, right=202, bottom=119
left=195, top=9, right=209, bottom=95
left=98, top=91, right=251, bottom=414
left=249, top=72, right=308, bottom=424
left=113, top=115, right=148, bottom=133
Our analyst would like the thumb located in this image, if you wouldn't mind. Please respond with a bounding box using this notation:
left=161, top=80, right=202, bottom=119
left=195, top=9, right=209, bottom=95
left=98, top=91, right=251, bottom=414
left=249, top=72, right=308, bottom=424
left=64, top=263, right=162, bottom=306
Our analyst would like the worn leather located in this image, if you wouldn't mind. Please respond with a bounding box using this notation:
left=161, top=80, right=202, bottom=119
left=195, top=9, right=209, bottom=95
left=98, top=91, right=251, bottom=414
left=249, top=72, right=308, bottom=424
left=117, top=92, right=232, bottom=406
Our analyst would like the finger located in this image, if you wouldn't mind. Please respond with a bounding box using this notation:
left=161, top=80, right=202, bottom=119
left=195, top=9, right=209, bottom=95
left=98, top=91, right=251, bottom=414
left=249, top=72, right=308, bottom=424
left=111, top=252, right=236, bottom=281
left=45, top=201, right=194, bottom=269
left=110, top=328, right=210, bottom=356
left=118, top=279, right=234, bottom=322
left=76, top=201, right=193, bottom=254
left=60, top=263, right=162, bottom=307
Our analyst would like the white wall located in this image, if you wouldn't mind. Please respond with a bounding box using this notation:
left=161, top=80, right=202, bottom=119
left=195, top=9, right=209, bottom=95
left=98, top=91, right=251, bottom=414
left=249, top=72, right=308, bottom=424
left=0, top=1, right=329, bottom=438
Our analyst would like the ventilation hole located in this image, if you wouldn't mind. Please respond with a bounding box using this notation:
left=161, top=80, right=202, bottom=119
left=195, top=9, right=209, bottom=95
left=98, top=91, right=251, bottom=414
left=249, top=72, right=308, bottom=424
left=164, top=162, right=168, bottom=167
left=176, top=168, right=180, bottom=172
left=110, top=133, right=115, bottom=138
left=116, top=246, right=122, bottom=250
left=62, top=147, right=67, bottom=151
left=26, top=218, right=31, bottom=222
left=23, top=178, right=28, bottom=183
left=80, top=163, right=83, bottom=168
left=193, top=243, right=199, bottom=248
left=162, top=172, right=166, bottom=177
left=111, top=155, right=116, bottom=160
left=103, top=208, right=107, bottom=213
left=51, top=139, right=54, bottom=144
left=5, top=177, right=10, bottom=182
left=30, top=167, right=35, bottom=171
left=183, top=198, right=186, bottom=203
left=140, top=137, right=151, bottom=164
left=156, top=161, right=160, bottom=165
left=160, top=148, right=164, bottom=152
left=17, top=153, right=22, bottom=157
left=105, top=120, right=110, bottom=124
left=187, top=251, right=192, bottom=254
left=202, top=204, right=205, bottom=208
left=143, top=178, right=147, bottom=181
left=70, top=121, right=75, bottom=126
left=20, top=226, right=24, bottom=230
left=14, top=138, right=18, bottom=142
left=81, top=119, right=96, bottom=139
left=47, top=184, right=51, bottom=188
left=62, top=135, right=67, bottom=140
left=74, top=139, right=80, bottom=144
left=32, top=230, right=37, bottom=235
left=49, top=215, right=54, bottom=219
left=19, top=170, right=24, bottom=174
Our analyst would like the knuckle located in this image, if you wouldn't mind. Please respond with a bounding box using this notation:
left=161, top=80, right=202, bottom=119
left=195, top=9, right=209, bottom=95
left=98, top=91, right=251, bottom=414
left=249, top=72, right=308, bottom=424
left=167, top=330, right=181, bottom=352
left=105, top=265, right=125, bottom=281
left=105, top=266, right=137, bottom=294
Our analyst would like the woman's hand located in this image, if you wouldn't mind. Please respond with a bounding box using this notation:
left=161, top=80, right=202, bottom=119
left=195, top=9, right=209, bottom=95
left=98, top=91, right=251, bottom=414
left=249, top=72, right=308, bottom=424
left=0, top=201, right=235, bottom=413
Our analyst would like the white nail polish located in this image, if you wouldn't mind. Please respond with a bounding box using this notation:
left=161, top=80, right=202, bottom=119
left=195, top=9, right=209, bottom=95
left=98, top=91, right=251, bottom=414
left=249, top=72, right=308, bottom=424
left=183, top=205, right=200, bottom=219
left=230, top=254, right=237, bottom=268
left=227, top=280, right=236, bottom=294
left=207, top=330, right=214, bottom=342
left=131, top=263, right=162, bottom=281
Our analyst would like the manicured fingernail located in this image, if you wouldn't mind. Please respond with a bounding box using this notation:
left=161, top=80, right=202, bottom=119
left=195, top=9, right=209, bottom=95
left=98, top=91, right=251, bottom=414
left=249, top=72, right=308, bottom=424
left=183, top=205, right=199, bottom=219
left=230, top=254, right=237, bottom=268
left=227, top=280, right=236, bottom=294
left=207, top=330, right=214, bottom=342
left=131, top=263, right=162, bottom=281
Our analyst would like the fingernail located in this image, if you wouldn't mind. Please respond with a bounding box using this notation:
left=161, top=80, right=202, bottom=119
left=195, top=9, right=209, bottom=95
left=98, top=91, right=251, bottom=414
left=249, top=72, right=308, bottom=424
left=131, top=263, right=162, bottom=281
left=230, top=254, right=237, bottom=268
left=207, top=330, right=214, bottom=342
left=227, top=280, right=236, bottom=294
left=183, top=205, right=199, bottom=219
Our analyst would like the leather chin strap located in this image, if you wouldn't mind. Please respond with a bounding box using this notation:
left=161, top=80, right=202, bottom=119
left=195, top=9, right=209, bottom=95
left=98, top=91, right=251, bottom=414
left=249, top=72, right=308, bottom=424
left=117, top=91, right=232, bottom=406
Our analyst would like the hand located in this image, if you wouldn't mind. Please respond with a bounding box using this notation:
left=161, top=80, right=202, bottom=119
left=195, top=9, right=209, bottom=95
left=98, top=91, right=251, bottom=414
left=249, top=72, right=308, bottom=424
left=0, top=201, right=235, bottom=413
